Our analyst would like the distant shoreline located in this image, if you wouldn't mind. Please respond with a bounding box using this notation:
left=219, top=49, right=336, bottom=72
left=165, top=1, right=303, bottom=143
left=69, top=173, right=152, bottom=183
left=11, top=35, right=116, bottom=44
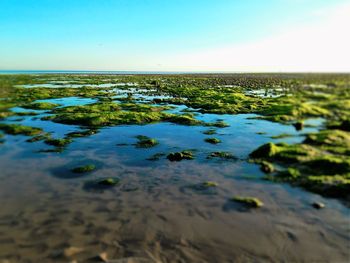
left=0, top=70, right=349, bottom=76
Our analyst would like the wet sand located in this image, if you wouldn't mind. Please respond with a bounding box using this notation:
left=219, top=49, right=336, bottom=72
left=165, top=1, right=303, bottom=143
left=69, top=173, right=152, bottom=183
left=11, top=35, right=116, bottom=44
left=0, top=133, right=349, bottom=263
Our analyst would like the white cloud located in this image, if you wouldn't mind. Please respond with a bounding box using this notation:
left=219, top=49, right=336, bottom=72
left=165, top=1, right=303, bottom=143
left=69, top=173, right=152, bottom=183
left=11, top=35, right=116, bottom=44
left=163, top=2, right=350, bottom=72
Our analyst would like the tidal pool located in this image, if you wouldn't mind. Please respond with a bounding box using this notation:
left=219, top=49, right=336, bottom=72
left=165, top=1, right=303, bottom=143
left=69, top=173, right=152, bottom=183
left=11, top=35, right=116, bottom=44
left=0, top=80, right=349, bottom=263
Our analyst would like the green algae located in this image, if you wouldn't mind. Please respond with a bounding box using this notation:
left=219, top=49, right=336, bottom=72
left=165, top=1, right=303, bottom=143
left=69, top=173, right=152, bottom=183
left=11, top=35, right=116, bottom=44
left=22, top=102, right=60, bottom=110
left=45, top=102, right=226, bottom=128
left=231, top=196, right=264, bottom=208
left=83, top=177, right=120, bottom=192
left=202, top=181, right=218, bottom=188
left=270, top=133, right=293, bottom=139
left=98, top=178, right=119, bottom=186
left=249, top=143, right=279, bottom=159
left=202, top=129, right=217, bottom=135
left=135, top=135, right=158, bottom=148
left=0, top=123, right=43, bottom=136
left=164, top=114, right=204, bottom=126
left=1, top=74, right=350, bottom=203
left=250, top=129, right=350, bottom=200
left=71, top=164, right=96, bottom=173
left=189, top=181, right=219, bottom=194
left=26, top=133, right=51, bottom=143
left=207, top=151, right=237, bottom=160
left=66, top=129, right=98, bottom=138
left=204, top=137, right=221, bottom=144
left=44, top=138, right=72, bottom=147
left=259, top=161, right=275, bottom=173
left=146, top=152, right=166, bottom=161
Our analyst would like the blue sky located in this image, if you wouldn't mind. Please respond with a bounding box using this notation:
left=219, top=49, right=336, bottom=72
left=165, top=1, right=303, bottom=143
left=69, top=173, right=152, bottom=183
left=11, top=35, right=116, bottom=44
left=0, top=0, right=349, bottom=71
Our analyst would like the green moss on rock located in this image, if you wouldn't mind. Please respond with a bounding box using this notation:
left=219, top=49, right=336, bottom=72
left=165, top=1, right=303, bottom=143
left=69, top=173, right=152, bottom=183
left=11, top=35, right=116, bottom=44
left=135, top=135, right=158, bottom=148
left=71, top=164, right=96, bottom=173
left=0, top=123, right=42, bottom=136
left=204, top=137, right=221, bottom=144
left=44, top=138, right=72, bottom=147
left=231, top=196, right=264, bottom=208
left=22, top=102, right=60, bottom=110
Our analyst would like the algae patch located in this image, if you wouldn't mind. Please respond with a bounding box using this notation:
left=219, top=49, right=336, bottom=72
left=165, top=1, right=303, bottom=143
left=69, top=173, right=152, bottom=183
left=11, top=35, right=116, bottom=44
left=231, top=196, right=264, bottom=208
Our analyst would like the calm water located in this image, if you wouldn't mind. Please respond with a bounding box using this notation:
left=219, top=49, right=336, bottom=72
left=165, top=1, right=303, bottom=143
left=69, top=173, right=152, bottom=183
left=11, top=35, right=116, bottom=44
left=0, top=84, right=349, bottom=262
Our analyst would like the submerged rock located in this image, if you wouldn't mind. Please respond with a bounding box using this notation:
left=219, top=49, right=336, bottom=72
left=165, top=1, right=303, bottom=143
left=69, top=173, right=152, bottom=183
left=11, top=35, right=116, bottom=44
left=249, top=143, right=279, bottom=159
left=135, top=135, right=158, bottom=148
left=204, top=137, right=221, bottom=144
left=22, top=102, right=60, bottom=110
left=146, top=152, right=166, bottom=161
left=203, top=129, right=217, bottom=135
left=260, top=161, right=275, bottom=173
left=71, top=164, right=96, bottom=173
left=83, top=177, right=120, bottom=192
left=0, top=123, right=43, bottom=136
left=231, top=196, right=264, bottom=208
left=66, top=129, right=98, bottom=138
left=202, top=181, right=218, bottom=188
left=207, top=151, right=237, bottom=160
left=98, top=178, right=119, bottom=186
left=167, top=150, right=194, bottom=161
left=44, top=138, right=72, bottom=147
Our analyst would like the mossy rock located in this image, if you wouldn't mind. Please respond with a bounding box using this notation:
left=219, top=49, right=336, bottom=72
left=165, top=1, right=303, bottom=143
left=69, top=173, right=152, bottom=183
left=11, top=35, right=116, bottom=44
left=83, top=177, right=120, bottom=192
left=146, top=152, right=166, bottom=161
left=97, top=178, right=119, bottom=186
left=71, top=164, right=96, bottom=173
left=207, top=151, right=237, bottom=160
left=135, top=135, right=158, bottom=148
left=249, top=143, right=279, bottom=159
left=231, top=196, right=264, bottom=208
left=44, top=138, right=72, bottom=147
left=22, top=102, right=60, bottom=110
left=202, top=181, right=218, bottom=188
left=26, top=134, right=51, bottom=143
left=270, top=133, right=293, bottom=139
left=333, top=120, right=350, bottom=131
left=203, top=129, right=217, bottom=135
left=0, top=123, right=43, bottom=136
left=276, top=167, right=301, bottom=180
left=66, top=129, right=98, bottom=138
left=260, top=161, right=275, bottom=173
left=204, top=137, right=221, bottom=144
left=304, top=130, right=350, bottom=148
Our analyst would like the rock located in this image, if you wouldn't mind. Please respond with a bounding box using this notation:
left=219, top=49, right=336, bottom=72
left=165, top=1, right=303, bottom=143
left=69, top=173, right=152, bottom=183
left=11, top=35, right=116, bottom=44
left=293, top=121, right=304, bottom=131
left=64, top=246, right=84, bottom=257
left=204, top=137, right=221, bottom=144
left=249, top=143, right=278, bottom=158
left=231, top=196, right=264, bottom=208
left=260, top=161, right=275, bottom=173
left=312, top=202, right=325, bottom=209
left=71, top=164, right=96, bottom=173
left=167, top=151, right=194, bottom=161
left=86, top=252, right=108, bottom=262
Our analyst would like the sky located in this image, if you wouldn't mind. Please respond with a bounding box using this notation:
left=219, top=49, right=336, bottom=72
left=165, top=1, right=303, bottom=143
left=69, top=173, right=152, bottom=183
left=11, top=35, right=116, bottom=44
left=0, top=0, right=349, bottom=72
